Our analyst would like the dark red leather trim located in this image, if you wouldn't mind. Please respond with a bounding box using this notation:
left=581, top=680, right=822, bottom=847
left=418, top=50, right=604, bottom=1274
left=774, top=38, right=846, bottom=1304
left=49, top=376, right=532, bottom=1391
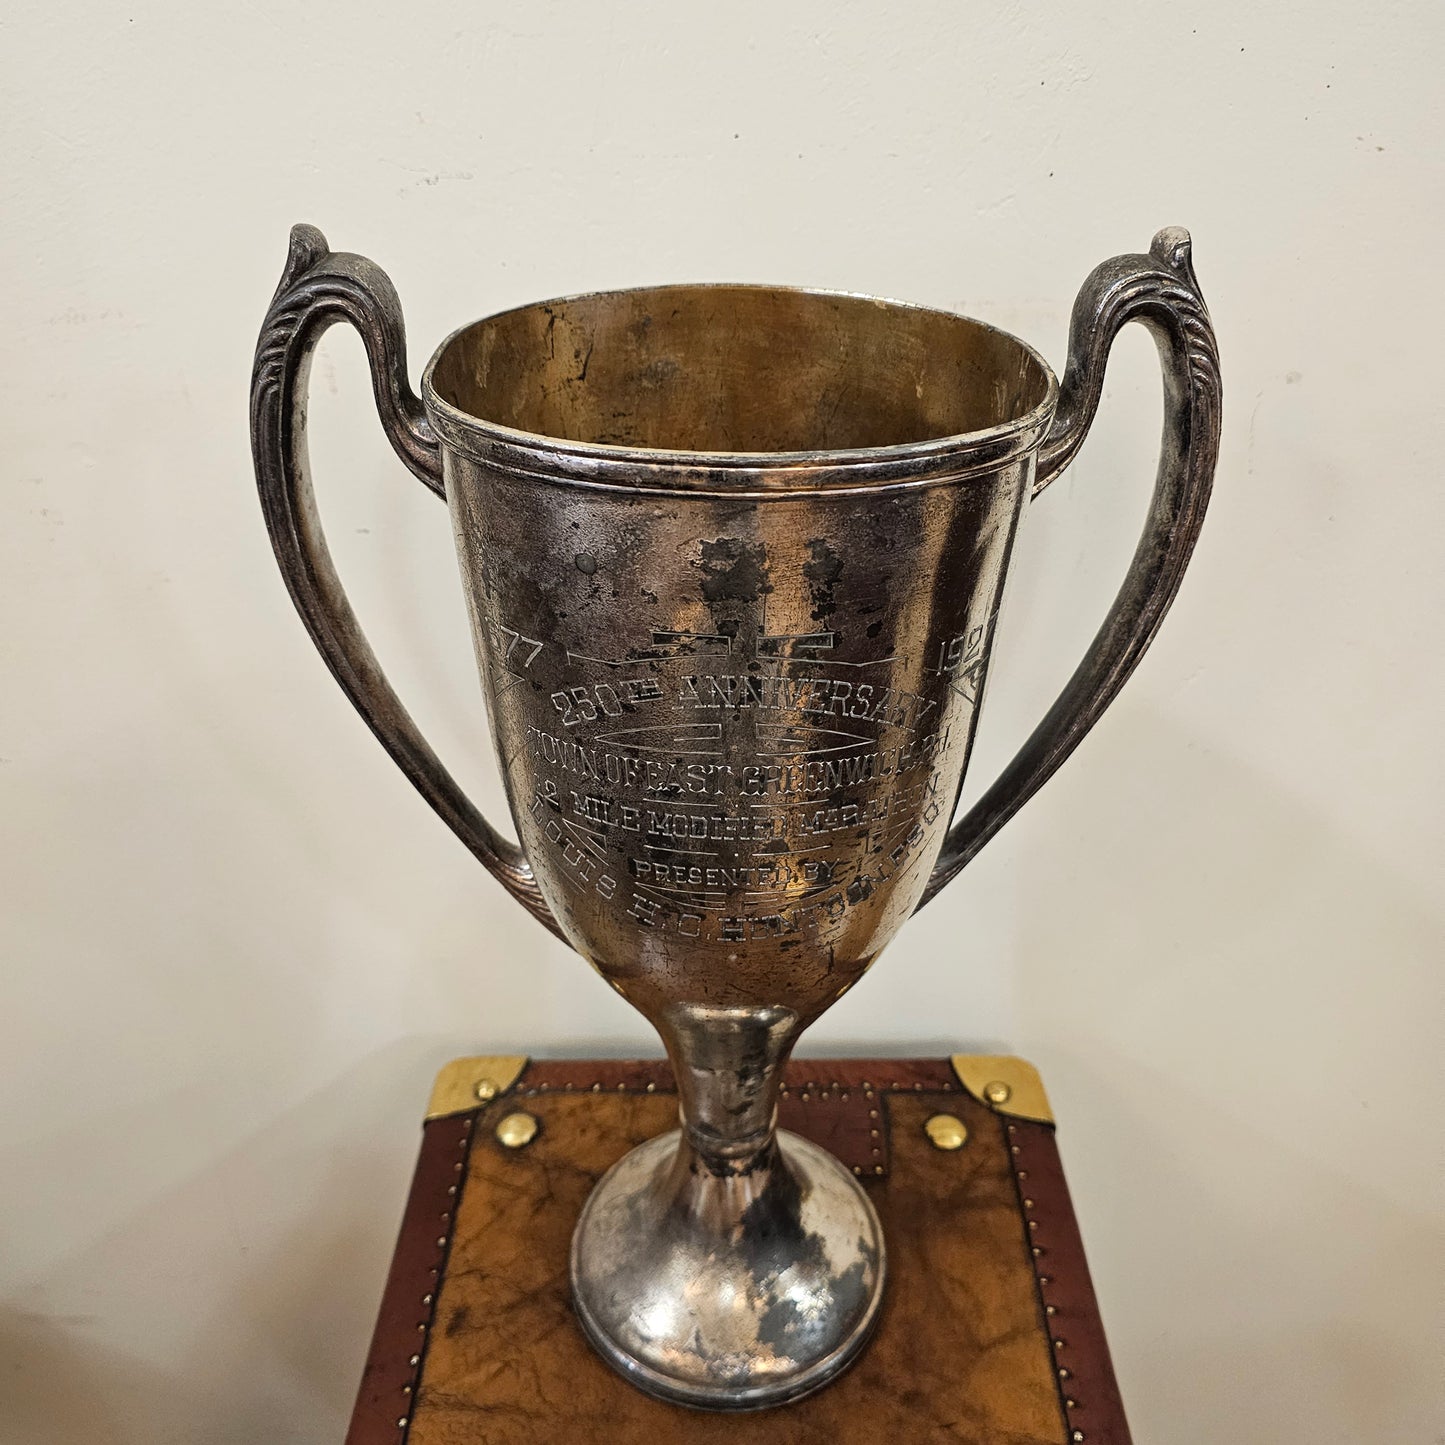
left=1007, top=1118, right=1132, bottom=1445
left=345, top=1111, right=478, bottom=1445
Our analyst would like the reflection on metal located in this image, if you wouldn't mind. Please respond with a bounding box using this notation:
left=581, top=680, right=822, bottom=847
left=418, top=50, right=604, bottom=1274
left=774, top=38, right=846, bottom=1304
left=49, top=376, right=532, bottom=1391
left=951, top=1056, right=1054, bottom=1125
left=426, top=1055, right=528, bottom=1120
left=494, top=1111, right=540, bottom=1149
left=924, top=1114, right=969, bottom=1151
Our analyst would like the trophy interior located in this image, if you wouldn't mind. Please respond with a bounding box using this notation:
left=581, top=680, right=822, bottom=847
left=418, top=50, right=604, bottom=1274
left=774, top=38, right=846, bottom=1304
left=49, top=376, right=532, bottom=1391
left=429, top=284, right=1051, bottom=455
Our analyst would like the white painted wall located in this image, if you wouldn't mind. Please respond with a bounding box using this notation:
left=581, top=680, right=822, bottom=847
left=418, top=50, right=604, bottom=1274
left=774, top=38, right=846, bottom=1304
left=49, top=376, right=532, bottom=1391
left=3, top=2, right=1441, bottom=1440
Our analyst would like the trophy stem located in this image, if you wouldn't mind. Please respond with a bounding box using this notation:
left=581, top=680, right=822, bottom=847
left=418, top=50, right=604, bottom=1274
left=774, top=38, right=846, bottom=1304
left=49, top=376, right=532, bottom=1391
left=569, top=1004, right=886, bottom=1410
left=662, top=1002, right=799, bottom=1167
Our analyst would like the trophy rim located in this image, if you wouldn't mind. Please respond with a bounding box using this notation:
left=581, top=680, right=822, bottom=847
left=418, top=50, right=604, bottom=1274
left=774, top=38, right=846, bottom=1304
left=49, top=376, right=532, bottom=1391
left=420, top=280, right=1058, bottom=492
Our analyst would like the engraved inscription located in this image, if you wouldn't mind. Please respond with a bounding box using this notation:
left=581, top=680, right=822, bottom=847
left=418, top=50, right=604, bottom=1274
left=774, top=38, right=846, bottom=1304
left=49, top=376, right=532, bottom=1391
left=501, top=610, right=975, bottom=944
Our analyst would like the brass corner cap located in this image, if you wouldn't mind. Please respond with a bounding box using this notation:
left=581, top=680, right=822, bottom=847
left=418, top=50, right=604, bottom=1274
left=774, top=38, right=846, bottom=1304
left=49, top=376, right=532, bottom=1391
left=427, top=1055, right=529, bottom=1120
left=950, top=1054, right=1054, bottom=1125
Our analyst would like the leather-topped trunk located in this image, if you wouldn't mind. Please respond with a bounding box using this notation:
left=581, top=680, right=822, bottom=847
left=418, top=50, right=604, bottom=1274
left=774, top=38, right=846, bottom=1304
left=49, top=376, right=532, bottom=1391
left=346, top=1056, right=1129, bottom=1444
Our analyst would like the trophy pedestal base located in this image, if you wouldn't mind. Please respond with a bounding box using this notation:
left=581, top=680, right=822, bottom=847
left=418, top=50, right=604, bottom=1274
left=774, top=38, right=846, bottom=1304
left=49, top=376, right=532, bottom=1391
left=570, top=1128, right=885, bottom=1410
left=346, top=1055, right=1132, bottom=1444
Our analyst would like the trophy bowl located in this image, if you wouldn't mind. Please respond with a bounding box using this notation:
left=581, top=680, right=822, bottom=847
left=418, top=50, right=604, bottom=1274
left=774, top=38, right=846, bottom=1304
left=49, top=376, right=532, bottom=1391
left=251, top=223, right=1218, bottom=1409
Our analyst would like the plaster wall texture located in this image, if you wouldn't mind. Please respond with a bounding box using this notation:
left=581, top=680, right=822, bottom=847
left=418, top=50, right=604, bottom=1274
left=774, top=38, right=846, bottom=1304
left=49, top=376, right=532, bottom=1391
left=2, top=2, right=1441, bottom=1441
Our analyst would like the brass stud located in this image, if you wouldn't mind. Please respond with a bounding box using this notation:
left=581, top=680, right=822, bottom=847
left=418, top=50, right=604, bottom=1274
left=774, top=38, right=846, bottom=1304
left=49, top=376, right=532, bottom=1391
left=1045, top=1304, right=1057, bottom=1315
left=474, top=1077, right=498, bottom=1102
left=495, top=1111, right=540, bottom=1149
left=1072, top=1433, right=1085, bottom=1443
left=924, top=1113, right=968, bottom=1151
left=984, top=1079, right=1013, bottom=1106
left=409, top=1354, right=420, bottom=1366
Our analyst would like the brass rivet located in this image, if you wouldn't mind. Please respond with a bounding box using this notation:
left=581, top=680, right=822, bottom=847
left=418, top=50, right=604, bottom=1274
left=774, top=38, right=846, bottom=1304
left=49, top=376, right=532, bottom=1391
left=1072, top=1433, right=1085, bottom=1443
left=924, top=1113, right=968, bottom=1151
left=474, top=1077, right=498, bottom=1102
left=495, top=1111, right=540, bottom=1149
left=1046, top=1304, right=1057, bottom=1315
left=409, top=1354, right=420, bottom=1366
left=984, top=1079, right=1012, bottom=1106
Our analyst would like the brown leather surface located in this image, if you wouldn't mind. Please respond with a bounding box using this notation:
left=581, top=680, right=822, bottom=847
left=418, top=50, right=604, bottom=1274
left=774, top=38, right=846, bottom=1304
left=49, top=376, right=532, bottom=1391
left=515, top=1057, right=958, bottom=1175
left=347, top=1058, right=1129, bottom=1445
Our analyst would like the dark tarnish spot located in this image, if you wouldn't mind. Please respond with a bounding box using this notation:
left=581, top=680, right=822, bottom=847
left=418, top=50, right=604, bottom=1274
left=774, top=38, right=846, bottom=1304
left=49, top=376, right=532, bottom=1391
left=446, top=1303, right=472, bottom=1338
left=804, top=538, right=843, bottom=624
left=866, top=620, right=883, bottom=638
left=698, top=538, right=771, bottom=603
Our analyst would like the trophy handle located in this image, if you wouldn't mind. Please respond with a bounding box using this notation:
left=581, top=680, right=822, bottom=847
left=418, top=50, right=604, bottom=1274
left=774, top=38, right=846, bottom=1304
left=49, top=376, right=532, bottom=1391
left=920, top=227, right=1221, bottom=907
left=250, top=224, right=561, bottom=939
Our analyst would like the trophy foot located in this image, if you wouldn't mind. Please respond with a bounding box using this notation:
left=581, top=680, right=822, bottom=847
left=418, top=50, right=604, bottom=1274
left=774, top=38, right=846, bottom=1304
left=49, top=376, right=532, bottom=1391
left=569, top=1128, right=885, bottom=1411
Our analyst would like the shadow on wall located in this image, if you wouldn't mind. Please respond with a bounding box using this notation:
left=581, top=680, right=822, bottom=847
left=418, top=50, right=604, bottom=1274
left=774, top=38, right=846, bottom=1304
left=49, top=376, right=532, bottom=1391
left=1011, top=706, right=1443, bottom=1445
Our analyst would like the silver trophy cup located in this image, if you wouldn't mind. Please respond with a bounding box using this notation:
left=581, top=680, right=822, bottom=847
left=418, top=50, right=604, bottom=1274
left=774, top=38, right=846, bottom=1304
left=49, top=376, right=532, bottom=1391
left=250, top=224, right=1218, bottom=1409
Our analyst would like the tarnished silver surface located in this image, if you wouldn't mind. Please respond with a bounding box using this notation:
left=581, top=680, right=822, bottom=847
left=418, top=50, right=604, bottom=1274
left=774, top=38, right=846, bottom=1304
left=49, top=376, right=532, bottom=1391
left=250, top=224, right=1220, bottom=1409
left=572, top=1128, right=884, bottom=1410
